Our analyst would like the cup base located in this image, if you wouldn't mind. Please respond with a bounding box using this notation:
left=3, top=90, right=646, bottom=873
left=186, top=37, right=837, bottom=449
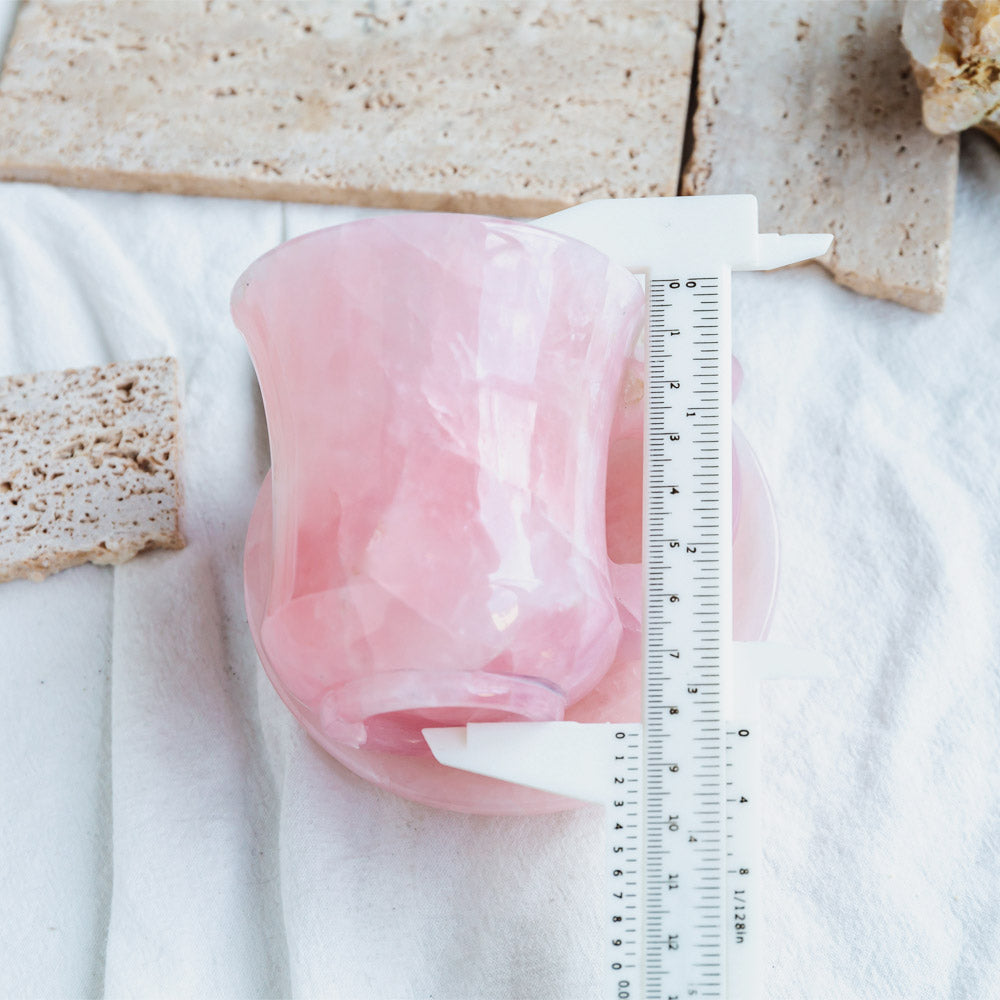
left=318, top=668, right=566, bottom=755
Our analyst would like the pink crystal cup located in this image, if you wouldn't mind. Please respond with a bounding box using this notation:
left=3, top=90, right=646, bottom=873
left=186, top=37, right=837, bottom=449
left=233, top=216, right=777, bottom=813
left=232, top=214, right=648, bottom=760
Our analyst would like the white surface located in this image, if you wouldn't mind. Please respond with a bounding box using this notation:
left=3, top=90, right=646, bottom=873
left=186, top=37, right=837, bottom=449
left=1, top=88, right=999, bottom=1000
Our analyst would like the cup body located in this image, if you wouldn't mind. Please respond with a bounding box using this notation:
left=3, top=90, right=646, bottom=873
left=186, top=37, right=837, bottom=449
left=232, top=213, right=646, bottom=756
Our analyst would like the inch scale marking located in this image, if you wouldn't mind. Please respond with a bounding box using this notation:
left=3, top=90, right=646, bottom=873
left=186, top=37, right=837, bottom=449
left=644, top=275, right=732, bottom=999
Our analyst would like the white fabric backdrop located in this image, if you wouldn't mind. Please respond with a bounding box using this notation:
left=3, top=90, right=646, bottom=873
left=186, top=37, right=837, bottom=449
left=1, top=15, right=998, bottom=999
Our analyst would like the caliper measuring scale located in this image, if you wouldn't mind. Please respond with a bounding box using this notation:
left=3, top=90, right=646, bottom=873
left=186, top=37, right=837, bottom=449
left=424, top=195, right=832, bottom=1000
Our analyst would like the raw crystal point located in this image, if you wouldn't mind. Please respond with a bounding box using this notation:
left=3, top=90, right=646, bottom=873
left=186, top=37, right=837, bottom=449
left=904, top=0, right=1000, bottom=142
left=233, top=214, right=647, bottom=758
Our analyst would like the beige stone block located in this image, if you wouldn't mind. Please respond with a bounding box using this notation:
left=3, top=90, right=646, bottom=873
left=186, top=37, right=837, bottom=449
left=683, top=0, right=960, bottom=313
left=0, top=0, right=698, bottom=216
left=0, top=358, right=184, bottom=583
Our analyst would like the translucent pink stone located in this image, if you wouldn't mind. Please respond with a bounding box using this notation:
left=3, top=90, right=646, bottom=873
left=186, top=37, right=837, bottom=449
left=233, top=213, right=778, bottom=814
left=233, top=214, right=647, bottom=758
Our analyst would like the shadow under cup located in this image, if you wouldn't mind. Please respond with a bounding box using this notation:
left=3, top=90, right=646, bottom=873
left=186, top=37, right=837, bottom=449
left=233, top=213, right=649, bottom=761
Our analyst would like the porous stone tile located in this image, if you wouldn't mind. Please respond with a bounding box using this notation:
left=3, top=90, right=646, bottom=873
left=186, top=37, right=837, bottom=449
left=0, top=358, right=184, bottom=583
left=0, top=0, right=698, bottom=216
left=683, top=0, right=960, bottom=313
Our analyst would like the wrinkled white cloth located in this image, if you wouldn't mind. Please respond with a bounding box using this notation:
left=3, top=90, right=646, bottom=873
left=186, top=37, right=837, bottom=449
left=1, top=55, right=999, bottom=1000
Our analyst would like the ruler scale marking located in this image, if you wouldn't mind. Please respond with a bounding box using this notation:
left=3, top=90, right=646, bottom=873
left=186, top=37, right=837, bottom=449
left=642, top=274, right=731, bottom=999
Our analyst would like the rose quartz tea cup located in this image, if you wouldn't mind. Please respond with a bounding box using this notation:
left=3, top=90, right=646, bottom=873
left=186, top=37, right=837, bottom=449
left=232, top=213, right=647, bottom=759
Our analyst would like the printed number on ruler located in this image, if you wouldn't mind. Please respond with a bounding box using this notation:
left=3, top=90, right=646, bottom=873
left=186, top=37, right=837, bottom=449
left=605, top=724, right=644, bottom=999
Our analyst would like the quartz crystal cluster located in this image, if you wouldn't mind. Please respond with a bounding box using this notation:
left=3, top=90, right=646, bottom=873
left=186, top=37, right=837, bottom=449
left=904, top=0, right=1000, bottom=141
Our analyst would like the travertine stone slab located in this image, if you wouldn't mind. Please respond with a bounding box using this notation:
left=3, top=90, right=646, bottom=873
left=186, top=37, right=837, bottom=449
left=683, top=0, right=960, bottom=313
left=0, top=358, right=184, bottom=583
left=0, top=0, right=698, bottom=216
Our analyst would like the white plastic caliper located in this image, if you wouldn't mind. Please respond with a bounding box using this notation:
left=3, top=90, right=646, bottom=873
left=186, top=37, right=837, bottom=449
left=424, top=195, right=833, bottom=1000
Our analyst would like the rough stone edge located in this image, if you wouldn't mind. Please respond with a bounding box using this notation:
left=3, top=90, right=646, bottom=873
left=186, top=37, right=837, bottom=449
left=0, top=159, right=576, bottom=218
